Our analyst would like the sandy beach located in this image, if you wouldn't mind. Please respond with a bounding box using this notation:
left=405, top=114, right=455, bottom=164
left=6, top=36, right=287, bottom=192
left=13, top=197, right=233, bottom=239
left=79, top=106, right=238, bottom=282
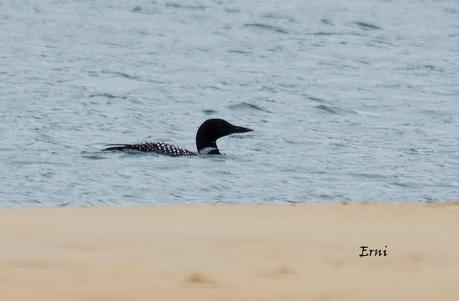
left=0, top=203, right=458, bottom=301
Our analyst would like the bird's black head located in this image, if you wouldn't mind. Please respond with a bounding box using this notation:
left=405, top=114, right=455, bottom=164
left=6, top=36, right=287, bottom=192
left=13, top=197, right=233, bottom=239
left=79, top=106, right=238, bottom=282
left=195, top=119, right=253, bottom=155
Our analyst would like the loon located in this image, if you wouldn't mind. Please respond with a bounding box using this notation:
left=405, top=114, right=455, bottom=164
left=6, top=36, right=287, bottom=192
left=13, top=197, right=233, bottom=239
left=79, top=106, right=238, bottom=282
left=103, top=118, right=253, bottom=157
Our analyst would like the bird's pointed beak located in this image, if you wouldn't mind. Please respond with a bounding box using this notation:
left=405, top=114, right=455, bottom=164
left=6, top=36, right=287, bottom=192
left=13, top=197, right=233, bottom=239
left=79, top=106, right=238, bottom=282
left=230, top=125, right=254, bottom=134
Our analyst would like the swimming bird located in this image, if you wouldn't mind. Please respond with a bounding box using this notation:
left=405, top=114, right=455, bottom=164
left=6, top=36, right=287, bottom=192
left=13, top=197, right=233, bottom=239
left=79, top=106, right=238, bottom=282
left=103, top=118, right=253, bottom=157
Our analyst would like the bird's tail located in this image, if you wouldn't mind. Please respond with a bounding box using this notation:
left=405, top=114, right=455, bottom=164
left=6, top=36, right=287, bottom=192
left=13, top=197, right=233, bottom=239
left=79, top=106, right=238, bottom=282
left=102, top=144, right=132, bottom=151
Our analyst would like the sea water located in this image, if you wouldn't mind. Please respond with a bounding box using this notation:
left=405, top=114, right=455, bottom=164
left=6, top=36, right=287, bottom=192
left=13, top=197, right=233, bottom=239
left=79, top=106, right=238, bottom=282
left=1, top=0, right=458, bottom=206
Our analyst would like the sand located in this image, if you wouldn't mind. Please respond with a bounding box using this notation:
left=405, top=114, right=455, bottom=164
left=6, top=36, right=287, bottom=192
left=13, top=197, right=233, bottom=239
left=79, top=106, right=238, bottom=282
left=0, top=203, right=458, bottom=301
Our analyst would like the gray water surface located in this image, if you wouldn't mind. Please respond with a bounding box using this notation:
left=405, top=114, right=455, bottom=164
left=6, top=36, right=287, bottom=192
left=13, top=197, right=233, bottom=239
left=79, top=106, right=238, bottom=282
left=1, top=0, right=458, bottom=206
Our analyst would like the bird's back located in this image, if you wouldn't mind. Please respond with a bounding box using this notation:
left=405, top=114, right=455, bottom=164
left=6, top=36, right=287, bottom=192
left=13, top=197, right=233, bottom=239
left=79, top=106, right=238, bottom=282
left=103, top=142, right=197, bottom=157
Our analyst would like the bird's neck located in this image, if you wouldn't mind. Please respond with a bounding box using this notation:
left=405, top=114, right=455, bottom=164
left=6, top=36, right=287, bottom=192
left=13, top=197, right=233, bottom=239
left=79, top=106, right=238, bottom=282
left=196, top=140, right=220, bottom=155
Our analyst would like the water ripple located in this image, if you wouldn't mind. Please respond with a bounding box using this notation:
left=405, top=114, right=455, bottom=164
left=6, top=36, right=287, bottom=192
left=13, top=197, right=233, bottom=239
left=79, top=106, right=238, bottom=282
left=244, top=23, right=289, bottom=34
left=228, top=102, right=268, bottom=112
left=315, top=104, right=357, bottom=115
left=165, top=3, right=206, bottom=10
left=354, top=21, right=382, bottom=30
left=202, top=109, right=218, bottom=115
